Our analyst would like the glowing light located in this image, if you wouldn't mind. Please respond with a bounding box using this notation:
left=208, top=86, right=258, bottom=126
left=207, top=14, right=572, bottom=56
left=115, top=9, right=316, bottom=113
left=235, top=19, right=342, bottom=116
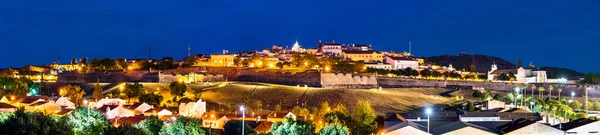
left=269, top=63, right=274, bottom=68
left=119, top=85, right=124, bottom=91
left=425, top=108, right=432, bottom=115
left=127, top=66, right=133, bottom=70
left=325, top=66, right=331, bottom=71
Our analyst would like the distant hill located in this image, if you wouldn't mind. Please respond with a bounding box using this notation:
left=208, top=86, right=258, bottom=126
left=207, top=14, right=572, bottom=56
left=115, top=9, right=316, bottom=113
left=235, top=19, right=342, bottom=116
left=539, top=67, right=584, bottom=79
left=425, top=53, right=516, bottom=73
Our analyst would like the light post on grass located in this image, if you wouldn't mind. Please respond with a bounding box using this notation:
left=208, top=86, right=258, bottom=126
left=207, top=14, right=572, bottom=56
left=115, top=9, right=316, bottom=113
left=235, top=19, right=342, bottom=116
left=425, top=108, right=432, bottom=134
left=570, top=92, right=575, bottom=103
left=240, top=106, right=245, bottom=135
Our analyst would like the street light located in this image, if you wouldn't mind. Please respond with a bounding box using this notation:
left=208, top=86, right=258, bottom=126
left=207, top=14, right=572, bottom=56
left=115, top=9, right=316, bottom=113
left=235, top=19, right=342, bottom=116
left=570, top=92, right=575, bottom=103
left=514, top=86, right=520, bottom=109
left=425, top=108, right=432, bottom=133
left=240, top=106, right=245, bottom=135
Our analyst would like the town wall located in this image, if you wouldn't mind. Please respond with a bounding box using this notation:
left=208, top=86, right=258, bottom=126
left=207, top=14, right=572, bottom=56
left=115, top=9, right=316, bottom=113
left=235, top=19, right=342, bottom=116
left=320, top=73, right=378, bottom=88
left=235, top=70, right=322, bottom=87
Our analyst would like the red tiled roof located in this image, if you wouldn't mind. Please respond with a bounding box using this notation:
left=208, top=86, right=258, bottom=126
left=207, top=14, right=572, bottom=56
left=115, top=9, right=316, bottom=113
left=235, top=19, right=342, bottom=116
left=0, top=102, right=16, bottom=109
left=56, top=109, right=73, bottom=115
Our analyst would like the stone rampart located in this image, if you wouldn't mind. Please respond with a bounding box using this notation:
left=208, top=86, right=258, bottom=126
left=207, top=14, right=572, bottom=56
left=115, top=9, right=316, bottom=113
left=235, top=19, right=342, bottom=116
left=235, top=70, right=321, bottom=86
left=321, top=73, right=378, bottom=88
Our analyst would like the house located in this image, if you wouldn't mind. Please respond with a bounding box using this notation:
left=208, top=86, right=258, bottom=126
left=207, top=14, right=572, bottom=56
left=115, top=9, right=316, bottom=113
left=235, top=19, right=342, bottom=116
left=55, top=96, right=75, bottom=109
left=0, top=102, right=17, bottom=113
left=254, top=121, right=274, bottom=133
left=432, top=121, right=497, bottom=135
left=178, top=99, right=207, bottom=117
left=482, top=100, right=506, bottom=110
left=384, top=56, right=419, bottom=69
left=365, top=62, right=393, bottom=70
left=55, top=108, right=73, bottom=116
left=201, top=113, right=230, bottom=129
left=209, top=54, right=238, bottom=67
left=267, top=111, right=296, bottom=122
left=144, top=108, right=172, bottom=117
left=95, top=98, right=126, bottom=109
left=318, top=40, right=342, bottom=55
left=496, top=118, right=562, bottom=135
left=459, top=112, right=542, bottom=122
left=105, top=105, right=135, bottom=119
left=28, top=101, right=61, bottom=114
left=384, top=121, right=431, bottom=135
left=554, top=118, right=600, bottom=135
left=487, top=62, right=547, bottom=83
left=127, top=103, right=152, bottom=115
left=342, top=50, right=383, bottom=62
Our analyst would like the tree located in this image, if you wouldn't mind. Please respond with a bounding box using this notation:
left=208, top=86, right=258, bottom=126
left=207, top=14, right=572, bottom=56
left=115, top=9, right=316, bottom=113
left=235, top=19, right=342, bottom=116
left=270, top=117, right=316, bottom=135
left=92, top=79, right=104, bottom=100
left=538, top=87, right=546, bottom=99
left=107, top=123, right=146, bottom=135
left=557, top=88, right=563, bottom=100
left=274, top=104, right=282, bottom=111
left=505, top=93, right=515, bottom=103
left=508, top=72, right=516, bottom=81
left=159, top=117, right=205, bottom=135
left=493, top=94, right=505, bottom=101
left=125, top=82, right=145, bottom=103
left=0, top=109, right=73, bottom=135
left=61, top=85, right=86, bottom=106
left=333, top=104, right=348, bottom=114
left=469, top=63, right=476, bottom=72
left=431, top=71, right=442, bottom=78
left=169, top=82, right=188, bottom=102
left=319, top=101, right=331, bottom=116
left=233, top=56, right=241, bottom=67
left=420, top=69, right=432, bottom=78
left=548, top=85, right=554, bottom=99
left=68, top=107, right=112, bottom=135
left=136, top=116, right=163, bottom=135
left=276, top=62, right=284, bottom=70
left=12, top=78, right=29, bottom=96
left=481, top=91, right=493, bottom=101
left=349, top=100, right=377, bottom=135
left=139, top=93, right=163, bottom=106
left=516, top=59, right=522, bottom=69
left=570, top=100, right=582, bottom=110
left=467, top=101, right=475, bottom=111
left=472, top=91, right=483, bottom=98
left=318, top=123, right=349, bottom=135
left=593, top=101, right=600, bottom=111
left=223, top=121, right=255, bottom=135
left=497, top=73, right=509, bottom=81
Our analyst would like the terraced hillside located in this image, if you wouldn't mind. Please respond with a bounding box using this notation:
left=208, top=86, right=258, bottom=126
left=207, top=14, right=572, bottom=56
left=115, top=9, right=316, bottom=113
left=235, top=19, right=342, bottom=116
left=199, top=83, right=454, bottom=114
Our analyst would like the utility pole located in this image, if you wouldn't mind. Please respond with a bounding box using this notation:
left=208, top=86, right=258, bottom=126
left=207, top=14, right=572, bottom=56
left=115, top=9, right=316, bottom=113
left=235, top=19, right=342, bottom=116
left=188, top=44, right=191, bottom=57
left=408, top=40, right=412, bottom=56
left=148, top=41, right=152, bottom=62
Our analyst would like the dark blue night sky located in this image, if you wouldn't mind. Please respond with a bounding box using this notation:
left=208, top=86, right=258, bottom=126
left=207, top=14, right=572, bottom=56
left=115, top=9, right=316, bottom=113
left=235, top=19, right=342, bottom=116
left=0, top=0, right=598, bottom=72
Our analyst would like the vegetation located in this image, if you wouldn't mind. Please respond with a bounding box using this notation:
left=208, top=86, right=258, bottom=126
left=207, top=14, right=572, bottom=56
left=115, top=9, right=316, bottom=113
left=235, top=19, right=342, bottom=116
left=92, top=80, right=104, bottom=100
left=159, top=117, right=205, bottom=135
left=0, top=109, right=73, bottom=135
left=68, top=107, right=112, bottom=135
left=125, top=82, right=146, bottom=102
left=223, top=121, right=255, bottom=135
left=61, top=85, right=86, bottom=106
left=169, top=82, right=188, bottom=102
left=136, top=116, right=163, bottom=135
left=349, top=100, right=377, bottom=135
left=270, top=117, right=316, bottom=135
left=318, top=123, right=349, bottom=135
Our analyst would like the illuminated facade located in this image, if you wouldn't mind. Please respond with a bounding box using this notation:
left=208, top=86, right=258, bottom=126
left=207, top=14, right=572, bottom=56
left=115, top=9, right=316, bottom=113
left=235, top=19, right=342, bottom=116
left=209, top=54, right=237, bottom=67
left=342, top=50, right=383, bottom=62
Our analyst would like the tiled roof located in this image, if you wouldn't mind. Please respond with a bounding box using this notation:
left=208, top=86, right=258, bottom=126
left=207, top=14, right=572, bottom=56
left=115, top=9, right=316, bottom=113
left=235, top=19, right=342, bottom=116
left=432, top=121, right=495, bottom=135
left=553, top=118, right=598, bottom=131
left=55, top=109, right=73, bottom=115
left=496, top=118, right=537, bottom=134
left=0, top=102, right=16, bottom=109
left=254, top=121, right=273, bottom=132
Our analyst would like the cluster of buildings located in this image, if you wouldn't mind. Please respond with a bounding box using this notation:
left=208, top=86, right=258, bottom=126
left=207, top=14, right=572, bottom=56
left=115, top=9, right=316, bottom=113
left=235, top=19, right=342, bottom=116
left=384, top=110, right=599, bottom=135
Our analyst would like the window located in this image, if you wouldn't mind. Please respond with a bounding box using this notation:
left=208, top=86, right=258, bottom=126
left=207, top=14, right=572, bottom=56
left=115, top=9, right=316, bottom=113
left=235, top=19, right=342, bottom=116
left=590, top=131, right=599, bottom=134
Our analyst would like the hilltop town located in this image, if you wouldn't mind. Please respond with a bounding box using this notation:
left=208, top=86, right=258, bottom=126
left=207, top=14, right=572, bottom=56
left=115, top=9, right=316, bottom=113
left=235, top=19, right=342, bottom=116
left=1, top=40, right=600, bottom=135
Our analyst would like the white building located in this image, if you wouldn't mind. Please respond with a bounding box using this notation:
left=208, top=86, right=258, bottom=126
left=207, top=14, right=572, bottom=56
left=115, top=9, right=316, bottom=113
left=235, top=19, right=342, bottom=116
left=487, top=62, right=547, bottom=83
left=55, top=97, right=75, bottom=109
left=365, top=63, right=393, bottom=70
left=497, top=119, right=563, bottom=135
left=432, top=121, right=497, bottom=135
left=179, top=99, right=207, bottom=117
left=321, top=43, right=342, bottom=55
left=291, top=41, right=304, bottom=52
left=105, top=105, right=135, bottom=119
left=384, top=56, right=419, bottom=69
left=384, top=121, right=431, bottom=135
left=554, top=118, right=600, bottom=135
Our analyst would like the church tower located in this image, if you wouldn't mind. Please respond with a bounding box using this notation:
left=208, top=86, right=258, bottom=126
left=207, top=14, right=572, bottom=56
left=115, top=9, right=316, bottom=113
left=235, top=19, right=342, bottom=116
left=491, top=62, right=498, bottom=72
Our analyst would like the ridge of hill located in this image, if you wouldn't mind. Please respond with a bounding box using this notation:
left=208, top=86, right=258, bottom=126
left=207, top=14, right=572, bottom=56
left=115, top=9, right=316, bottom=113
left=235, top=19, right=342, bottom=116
left=425, top=53, right=515, bottom=73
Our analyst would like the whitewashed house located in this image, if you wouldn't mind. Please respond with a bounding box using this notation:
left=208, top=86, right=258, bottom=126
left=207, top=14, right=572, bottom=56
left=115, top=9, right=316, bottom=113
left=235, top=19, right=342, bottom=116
left=178, top=99, right=207, bottom=117
left=127, top=103, right=152, bottom=115
left=496, top=118, right=562, bottom=135
left=384, top=121, right=431, bottom=135
left=95, top=98, right=126, bottom=109
left=106, top=105, right=135, bottom=119
left=554, top=118, right=600, bottom=135
left=55, top=97, right=75, bottom=109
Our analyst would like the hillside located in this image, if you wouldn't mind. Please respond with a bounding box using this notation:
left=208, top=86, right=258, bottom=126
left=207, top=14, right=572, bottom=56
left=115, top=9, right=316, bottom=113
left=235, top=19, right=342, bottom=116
left=539, top=67, right=584, bottom=79
left=199, top=83, right=454, bottom=114
left=425, top=53, right=515, bottom=73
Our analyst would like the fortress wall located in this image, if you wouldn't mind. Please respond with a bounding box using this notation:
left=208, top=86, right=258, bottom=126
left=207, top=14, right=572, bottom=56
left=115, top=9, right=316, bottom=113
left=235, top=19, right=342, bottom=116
left=321, top=73, right=378, bottom=88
